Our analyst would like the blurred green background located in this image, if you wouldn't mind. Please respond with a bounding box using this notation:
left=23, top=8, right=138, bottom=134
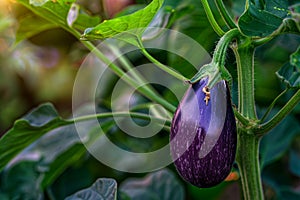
left=0, top=0, right=299, bottom=199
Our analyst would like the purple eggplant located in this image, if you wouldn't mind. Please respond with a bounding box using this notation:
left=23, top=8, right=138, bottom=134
left=170, top=78, right=237, bottom=188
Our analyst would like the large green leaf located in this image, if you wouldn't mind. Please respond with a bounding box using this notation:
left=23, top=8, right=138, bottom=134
left=119, top=169, right=184, bottom=200
left=238, top=0, right=289, bottom=37
left=288, top=149, right=300, bottom=177
left=65, top=178, right=117, bottom=200
left=1, top=161, right=44, bottom=199
left=0, top=103, right=71, bottom=171
left=260, top=113, right=300, bottom=168
left=17, top=0, right=100, bottom=32
left=276, top=47, right=300, bottom=88
left=15, top=12, right=59, bottom=45
left=81, top=0, right=163, bottom=46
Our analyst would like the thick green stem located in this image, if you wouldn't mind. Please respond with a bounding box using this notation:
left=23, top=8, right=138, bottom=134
left=233, top=43, right=264, bottom=200
left=236, top=133, right=263, bottom=200
left=234, top=45, right=257, bottom=119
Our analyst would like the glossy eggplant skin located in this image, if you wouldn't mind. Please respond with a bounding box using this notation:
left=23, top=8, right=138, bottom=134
left=170, top=78, right=237, bottom=188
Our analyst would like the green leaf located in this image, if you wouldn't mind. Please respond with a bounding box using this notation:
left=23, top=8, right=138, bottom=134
left=65, top=178, right=117, bottom=200
left=15, top=12, right=59, bottom=45
left=17, top=0, right=101, bottom=32
left=119, top=169, right=184, bottom=200
left=288, top=149, right=300, bottom=177
left=276, top=47, right=300, bottom=88
left=1, top=161, right=43, bottom=199
left=260, top=114, right=300, bottom=168
left=81, top=0, right=163, bottom=46
left=41, top=143, right=87, bottom=188
left=238, top=0, right=290, bottom=37
left=0, top=103, right=71, bottom=171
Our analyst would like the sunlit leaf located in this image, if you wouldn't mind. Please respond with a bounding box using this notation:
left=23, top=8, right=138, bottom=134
left=29, top=0, right=49, bottom=6
left=0, top=103, right=71, bottom=171
left=81, top=0, right=163, bottom=46
left=65, top=178, right=117, bottom=200
left=120, top=169, right=184, bottom=200
left=17, top=0, right=101, bottom=32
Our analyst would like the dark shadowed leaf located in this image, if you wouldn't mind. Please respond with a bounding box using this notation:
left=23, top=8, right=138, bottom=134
left=81, top=0, right=163, bottom=46
left=260, top=114, right=300, bottom=168
left=0, top=103, right=71, bottom=171
left=238, top=0, right=289, bottom=37
left=15, top=12, right=58, bottom=45
left=276, top=47, right=300, bottom=88
left=1, top=161, right=44, bottom=199
left=288, top=149, right=300, bottom=177
left=120, top=169, right=184, bottom=200
left=65, top=178, right=117, bottom=200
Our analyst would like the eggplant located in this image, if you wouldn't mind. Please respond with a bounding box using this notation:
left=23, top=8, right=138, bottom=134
left=170, top=78, right=237, bottom=188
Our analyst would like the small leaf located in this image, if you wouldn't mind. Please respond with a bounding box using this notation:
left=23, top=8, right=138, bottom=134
left=120, top=169, right=185, bottom=200
left=65, top=178, right=117, bottom=200
left=0, top=103, right=71, bottom=171
left=238, top=0, right=290, bottom=37
left=276, top=47, right=300, bottom=89
left=81, top=0, right=163, bottom=46
left=291, top=46, right=300, bottom=68
left=67, top=3, right=80, bottom=27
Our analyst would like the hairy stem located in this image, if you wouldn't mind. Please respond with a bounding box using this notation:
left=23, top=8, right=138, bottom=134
left=233, top=43, right=264, bottom=200
left=236, top=133, right=263, bottom=200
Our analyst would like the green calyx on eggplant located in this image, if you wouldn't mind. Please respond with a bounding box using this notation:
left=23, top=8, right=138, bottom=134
left=170, top=77, right=237, bottom=188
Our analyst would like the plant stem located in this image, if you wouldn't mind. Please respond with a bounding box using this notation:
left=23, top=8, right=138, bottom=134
left=236, top=133, right=263, bottom=200
left=213, top=28, right=240, bottom=66
left=233, top=43, right=264, bottom=200
left=200, top=0, right=225, bottom=36
left=71, top=111, right=171, bottom=128
left=233, top=44, right=257, bottom=118
left=257, top=89, right=300, bottom=135
left=79, top=39, right=176, bottom=113
left=189, top=28, right=240, bottom=86
left=260, top=88, right=288, bottom=122
left=215, top=0, right=237, bottom=29
left=233, top=108, right=251, bottom=127
left=137, top=38, right=187, bottom=81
